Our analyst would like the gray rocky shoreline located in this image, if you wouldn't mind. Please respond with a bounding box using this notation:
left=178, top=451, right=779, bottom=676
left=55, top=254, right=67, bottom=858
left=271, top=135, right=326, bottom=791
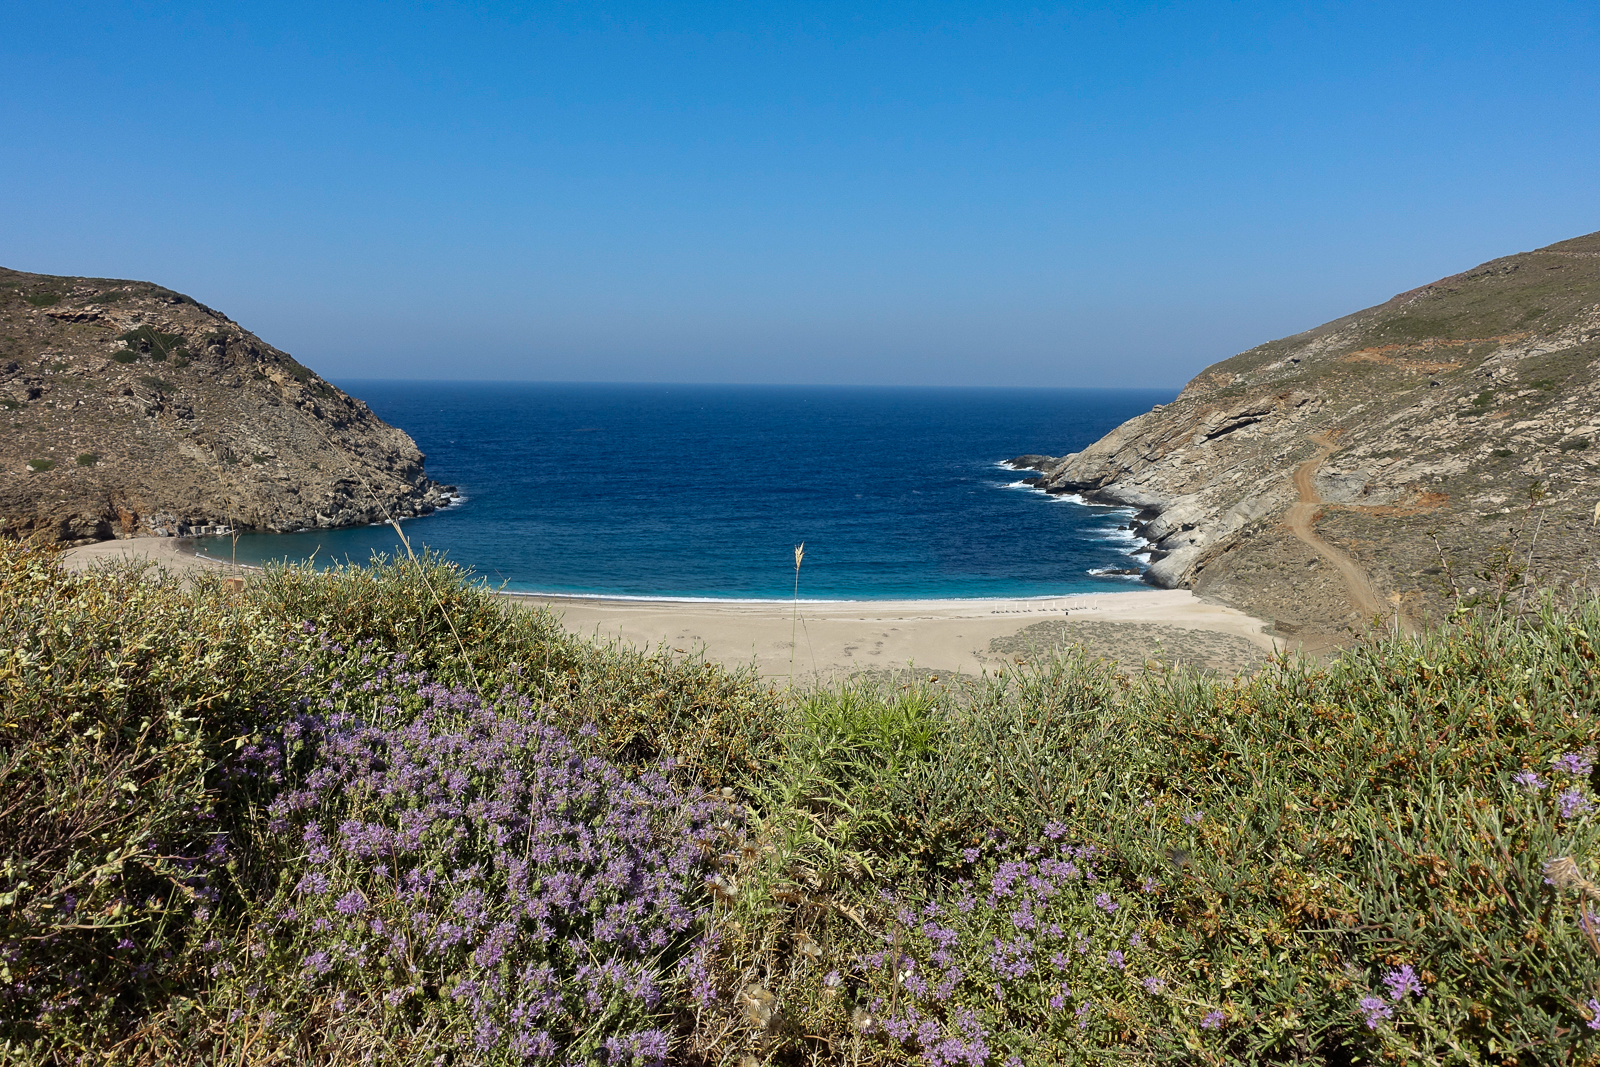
left=1007, top=229, right=1600, bottom=642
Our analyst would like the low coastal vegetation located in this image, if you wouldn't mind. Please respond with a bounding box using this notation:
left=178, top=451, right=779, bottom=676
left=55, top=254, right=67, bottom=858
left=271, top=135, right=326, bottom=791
left=4, top=540, right=1600, bottom=1065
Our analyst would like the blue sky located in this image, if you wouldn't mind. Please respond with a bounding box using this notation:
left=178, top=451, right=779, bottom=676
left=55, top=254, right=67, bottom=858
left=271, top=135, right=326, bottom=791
left=3, top=1, right=1596, bottom=387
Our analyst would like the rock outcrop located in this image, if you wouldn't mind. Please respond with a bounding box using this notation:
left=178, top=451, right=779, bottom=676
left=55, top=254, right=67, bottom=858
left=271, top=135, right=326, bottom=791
left=0, top=268, right=454, bottom=543
left=1015, top=230, right=1600, bottom=643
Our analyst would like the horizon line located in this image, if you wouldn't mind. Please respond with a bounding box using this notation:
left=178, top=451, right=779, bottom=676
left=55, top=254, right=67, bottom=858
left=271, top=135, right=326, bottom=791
left=329, top=377, right=1186, bottom=391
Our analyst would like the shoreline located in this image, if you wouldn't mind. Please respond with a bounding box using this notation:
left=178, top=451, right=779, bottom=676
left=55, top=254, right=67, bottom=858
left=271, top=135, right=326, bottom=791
left=60, top=537, right=1282, bottom=681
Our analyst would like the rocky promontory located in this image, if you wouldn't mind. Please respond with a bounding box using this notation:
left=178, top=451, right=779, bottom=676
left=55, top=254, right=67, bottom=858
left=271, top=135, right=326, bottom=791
left=0, top=267, right=454, bottom=543
left=1016, top=230, right=1600, bottom=644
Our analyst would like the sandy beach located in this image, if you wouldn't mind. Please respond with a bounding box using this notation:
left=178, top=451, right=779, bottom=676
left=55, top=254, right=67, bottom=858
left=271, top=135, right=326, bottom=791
left=60, top=536, right=254, bottom=578
left=60, top=537, right=1280, bottom=681
left=510, top=589, right=1278, bottom=681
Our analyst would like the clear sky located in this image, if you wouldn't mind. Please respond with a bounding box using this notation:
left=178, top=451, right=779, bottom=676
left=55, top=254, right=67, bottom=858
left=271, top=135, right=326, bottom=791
left=3, top=1, right=1596, bottom=387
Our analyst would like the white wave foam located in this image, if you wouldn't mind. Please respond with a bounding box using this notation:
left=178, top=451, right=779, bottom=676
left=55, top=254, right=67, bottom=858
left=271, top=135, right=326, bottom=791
left=1086, top=567, right=1143, bottom=579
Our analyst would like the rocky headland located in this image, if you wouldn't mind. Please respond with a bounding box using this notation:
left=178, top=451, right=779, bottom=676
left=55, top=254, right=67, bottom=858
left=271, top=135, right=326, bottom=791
left=1014, top=230, right=1600, bottom=646
left=0, top=267, right=454, bottom=544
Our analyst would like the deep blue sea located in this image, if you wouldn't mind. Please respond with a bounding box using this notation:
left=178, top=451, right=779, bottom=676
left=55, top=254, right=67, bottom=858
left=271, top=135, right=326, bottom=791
left=197, top=383, right=1174, bottom=600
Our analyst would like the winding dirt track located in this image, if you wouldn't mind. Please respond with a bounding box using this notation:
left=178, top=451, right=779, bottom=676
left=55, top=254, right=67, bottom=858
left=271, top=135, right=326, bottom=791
left=1286, top=433, right=1392, bottom=624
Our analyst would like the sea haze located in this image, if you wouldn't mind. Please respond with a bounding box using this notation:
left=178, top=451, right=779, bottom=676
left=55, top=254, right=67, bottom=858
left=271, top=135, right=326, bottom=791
left=199, top=383, right=1174, bottom=599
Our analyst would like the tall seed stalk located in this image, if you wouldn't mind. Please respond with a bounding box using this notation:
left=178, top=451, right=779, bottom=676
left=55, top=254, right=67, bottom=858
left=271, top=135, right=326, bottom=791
left=790, top=542, right=804, bottom=686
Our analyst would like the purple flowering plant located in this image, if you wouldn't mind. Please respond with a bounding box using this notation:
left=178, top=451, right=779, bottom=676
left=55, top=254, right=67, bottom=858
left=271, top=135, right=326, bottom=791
left=241, top=661, right=731, bottom=1065
left=837, top=839, right=1177, bottom=1062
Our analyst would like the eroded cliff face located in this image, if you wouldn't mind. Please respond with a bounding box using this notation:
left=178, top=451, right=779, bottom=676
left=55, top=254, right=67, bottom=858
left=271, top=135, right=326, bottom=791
left=1017, top=231, right=1600, bottom=643
left=0, top=268, right=454, bottom=543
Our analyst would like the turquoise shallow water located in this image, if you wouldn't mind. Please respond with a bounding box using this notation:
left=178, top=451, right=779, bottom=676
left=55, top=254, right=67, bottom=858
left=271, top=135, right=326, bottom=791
left=198, top=382, right=1173, bottom=600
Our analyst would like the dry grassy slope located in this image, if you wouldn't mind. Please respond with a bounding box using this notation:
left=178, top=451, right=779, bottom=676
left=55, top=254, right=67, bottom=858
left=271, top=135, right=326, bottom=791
left=0, top=268, right=454, bottom=543
left=1032, top=230, right=1600, bottom=644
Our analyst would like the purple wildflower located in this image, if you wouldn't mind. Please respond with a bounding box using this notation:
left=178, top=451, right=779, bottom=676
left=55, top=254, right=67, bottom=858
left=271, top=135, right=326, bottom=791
left=1358, top=995, right=1392, bottom=1029
left=1093, top=892, right=1117, bottom=913
left=1201, top=1009, right=1225, bottom=1029
left=334, top=890, right=366, bottom=916
left=1554, top=748, right=1597, bottom=776
left=1143, top=976, right=1165, bottom=994
left=603, top=1029, right=670, bottom=1066
left=1514, top=770, right=1548, bottom=791
left=1559, top=788, right=1593, bottom=819
left=1383, top=964, right=1425, bottom=999
left=1588, top=998, right=1600, bottom=1030
left=1183, top=811, right=1205, bottom=826
left=1107, top=950, right=1126, bottom=970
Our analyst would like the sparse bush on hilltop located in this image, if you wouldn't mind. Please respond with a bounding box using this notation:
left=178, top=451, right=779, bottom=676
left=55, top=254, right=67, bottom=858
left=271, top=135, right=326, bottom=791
left=5, top=539, right=1600, bottom=1064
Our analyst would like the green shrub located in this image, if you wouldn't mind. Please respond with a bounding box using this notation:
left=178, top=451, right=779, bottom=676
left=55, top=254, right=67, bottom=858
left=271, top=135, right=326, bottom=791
left=0, top=545, right=782, bottom=1060
left=23, top=292, right=59, bottom=308
left=25, top=458, right=54, bottom=472
left=699, top=609, right=1600, bottom=1065
left=75, top=453, right=98, bottom=466
left=0, top=545, right=300, bottom=1052
left=218, top=659, right=725, bottom=1064
left=247, top=553, right=783, bottom=791
left=111, top=352, right=138, bottom=364
left=116, top=326, right=187, bottom=363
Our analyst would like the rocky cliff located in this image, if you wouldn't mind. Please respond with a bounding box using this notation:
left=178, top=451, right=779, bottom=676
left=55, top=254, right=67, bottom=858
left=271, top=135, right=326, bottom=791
left=1016, top=230, right=1600, bottom=644
left=0, top=268, right=455, bottom=543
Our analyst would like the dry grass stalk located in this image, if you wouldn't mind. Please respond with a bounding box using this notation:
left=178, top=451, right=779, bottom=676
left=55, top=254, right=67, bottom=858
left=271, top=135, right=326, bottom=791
left=1544, top=856, right=1600, bottom=898
left=1544, top=856, right=1600, bottom=957
left=790, top=542, right=804, bottom=686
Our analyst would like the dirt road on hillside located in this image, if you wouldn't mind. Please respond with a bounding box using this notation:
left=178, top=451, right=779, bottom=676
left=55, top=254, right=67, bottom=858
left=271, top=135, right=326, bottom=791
left=1287, top=434, right=1398, bottom=627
